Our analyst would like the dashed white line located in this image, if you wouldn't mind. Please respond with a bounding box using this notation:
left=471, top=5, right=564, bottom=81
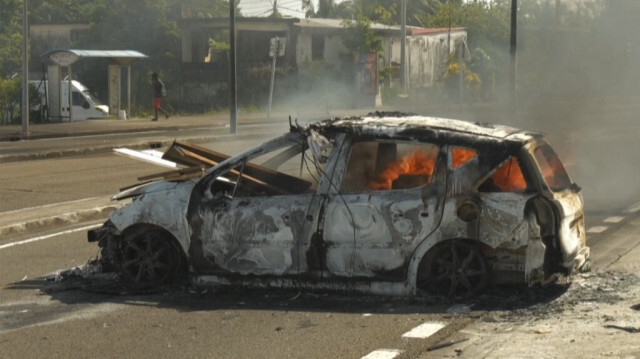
left=0, top=223, right=101, bottom=251
left=626, top=202, right=640, bottom=213
left=402, top=321, right=446, bottom=339
left=361, top=349, right=402, bottom=359
left=587, top=226, right=608, bottom=234
left=604, top=216, right=624, bottom=223
left=363, top=321, right=447, bottom=358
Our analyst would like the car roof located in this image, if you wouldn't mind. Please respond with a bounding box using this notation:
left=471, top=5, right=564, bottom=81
left=314, top=113, right=539, bottom=145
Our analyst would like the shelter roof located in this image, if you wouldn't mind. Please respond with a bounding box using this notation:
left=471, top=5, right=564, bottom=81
left=41, top=49, right=147, bottom=66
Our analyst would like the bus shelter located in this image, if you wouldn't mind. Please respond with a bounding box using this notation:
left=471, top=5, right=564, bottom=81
left=41, top=49, right=147, bottom=121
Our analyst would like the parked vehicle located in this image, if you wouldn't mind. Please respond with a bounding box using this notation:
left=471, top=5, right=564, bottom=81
left=33, top=80, right=108, bottom=122
left=88, top=113, right=590, bottom=296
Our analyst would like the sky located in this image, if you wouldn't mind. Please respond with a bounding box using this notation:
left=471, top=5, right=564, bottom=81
left=240, top=0, right=348, bottom=18
left=240, top=0, right=307, bottom=17
left=239, top=0, right=593, bottom=18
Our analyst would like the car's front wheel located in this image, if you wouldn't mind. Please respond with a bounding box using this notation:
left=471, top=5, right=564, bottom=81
left=120, top=228, right=185, bottom=289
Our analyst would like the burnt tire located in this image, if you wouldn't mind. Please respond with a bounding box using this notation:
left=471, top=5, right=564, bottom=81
left=120, top=229, right=185, bottom=289
left=418, top=240, right=489, bottom=297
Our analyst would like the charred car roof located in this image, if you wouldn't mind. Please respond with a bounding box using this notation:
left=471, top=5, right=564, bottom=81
left=310, top=112, right=540, bottom=147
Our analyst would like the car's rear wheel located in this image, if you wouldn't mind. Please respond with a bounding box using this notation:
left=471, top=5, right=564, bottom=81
left=419, top=240, right=489, bottom=297
left=120, top=229, right=184, bottom=289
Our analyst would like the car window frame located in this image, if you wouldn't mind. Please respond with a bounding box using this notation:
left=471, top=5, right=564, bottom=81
left=337, top=137, right=443, bottom=194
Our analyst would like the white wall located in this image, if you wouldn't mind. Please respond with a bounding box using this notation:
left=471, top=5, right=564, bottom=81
left=406, top=32, right=466, bottom=88
left=296, top=31, right=347, bottom=68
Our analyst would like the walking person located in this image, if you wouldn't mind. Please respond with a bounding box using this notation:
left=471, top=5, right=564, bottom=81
left=151, top=72, right=170, bottom=121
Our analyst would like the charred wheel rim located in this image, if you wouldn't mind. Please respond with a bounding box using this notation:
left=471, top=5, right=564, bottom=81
left=120, top=231, right=180, bottom=288
left=423, top=240, right=489, bottom=297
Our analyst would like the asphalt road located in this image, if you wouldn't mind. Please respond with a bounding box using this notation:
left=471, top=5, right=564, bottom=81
left=1, top=225, right=461, bottom=359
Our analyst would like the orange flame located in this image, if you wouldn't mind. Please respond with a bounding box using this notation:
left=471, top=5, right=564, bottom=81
left=452, top=148, right=477, bottom=169
left=369, top=149, right=437, bottom=190
left=489, top=157, right=527, bottom=192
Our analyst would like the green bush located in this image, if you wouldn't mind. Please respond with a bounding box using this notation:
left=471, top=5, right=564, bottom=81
left=0, top=78, right=44, bottom=125
left=0, top=77, right=20, bottom=125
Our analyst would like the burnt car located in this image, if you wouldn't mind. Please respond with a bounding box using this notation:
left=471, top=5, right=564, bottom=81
left=89, top=113, right=590, bottom=296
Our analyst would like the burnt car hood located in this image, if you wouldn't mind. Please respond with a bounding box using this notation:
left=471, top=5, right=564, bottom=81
left=112, top=180, right=186, bottom=201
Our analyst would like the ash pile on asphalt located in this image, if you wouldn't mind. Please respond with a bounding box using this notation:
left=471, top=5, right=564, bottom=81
left=470, top=271, right=640, bottom=322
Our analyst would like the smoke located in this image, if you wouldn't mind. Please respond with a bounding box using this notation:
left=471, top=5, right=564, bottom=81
left=395, top=0, right=640, bottom=211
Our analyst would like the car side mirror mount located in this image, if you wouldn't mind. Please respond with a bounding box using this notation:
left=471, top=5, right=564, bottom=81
left=570, top=183, right=581, bottom=193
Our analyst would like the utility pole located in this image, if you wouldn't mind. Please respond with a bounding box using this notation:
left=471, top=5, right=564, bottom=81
left=21, top=0, right=29, bottom=135
left=267, top=37, right=285, bottom=120
left=400, top=0, right=407, bottom=90
left=229, top=0, right=237, bottom=134
left=509, top=0, right=518, bottom=91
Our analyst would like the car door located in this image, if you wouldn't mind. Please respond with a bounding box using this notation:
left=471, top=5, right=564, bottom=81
left=321, top=138, right=446, bottom=280
left=186, top=132, right=335, bottom=277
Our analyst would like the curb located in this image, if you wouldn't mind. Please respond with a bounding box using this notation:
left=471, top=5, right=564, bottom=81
left=0, top=203, right=123, bottom=238
left=0, top=130, right=284, bottom=164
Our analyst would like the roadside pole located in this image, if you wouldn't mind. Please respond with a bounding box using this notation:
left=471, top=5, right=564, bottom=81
left=400, top=0, right=407, bottom=90
left=229, top=0, right=237, bottom=134
left=267, top=37, right=285, bottom=120
left=21, top=0, right=29, bottom=135
left=509, top=0, right=518, bottom=91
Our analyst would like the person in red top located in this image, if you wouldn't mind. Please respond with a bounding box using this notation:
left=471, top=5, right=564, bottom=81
left=151, top=72, right=170, bottom=121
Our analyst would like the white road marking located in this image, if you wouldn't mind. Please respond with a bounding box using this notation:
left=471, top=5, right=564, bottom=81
left=587, top=226, right=608, bottom=234
left=604, top=216, right=624, bottom=223
left=402, top=321, right=446, bottom=339
left=361, top=349, right=402, bottom=359
left=626, top=202, right=640, bottom=213
left=0, top=197, right=102, bottom=215
left=0, top=223, right=101, bottom=251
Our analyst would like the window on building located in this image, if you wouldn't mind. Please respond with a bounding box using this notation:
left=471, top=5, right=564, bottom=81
left=312, top=35, right=325, bottom=61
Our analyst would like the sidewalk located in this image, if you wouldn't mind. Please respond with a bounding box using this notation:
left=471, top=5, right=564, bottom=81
left=0, top=108, right=368, bottom=142
left=0, top=196, right=122, bottom=238
left=1, top=112, right=265, bottom=142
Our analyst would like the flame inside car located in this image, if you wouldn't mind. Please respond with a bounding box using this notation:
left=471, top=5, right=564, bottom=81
left=370, top=148, right=437, bottom=190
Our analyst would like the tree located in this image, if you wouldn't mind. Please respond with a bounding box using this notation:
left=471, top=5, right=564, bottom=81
left=341, top=15, right=383, bottom=55
left=0, top=0, right=23, bottom=77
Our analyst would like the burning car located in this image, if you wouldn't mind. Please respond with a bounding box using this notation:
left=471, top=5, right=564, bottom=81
left=88, top=113, right=590, bottom=296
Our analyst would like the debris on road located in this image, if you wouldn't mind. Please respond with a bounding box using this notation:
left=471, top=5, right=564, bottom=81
left=427, top=337, right=469, bottom=351
left=604, top=325, right=640, bottom=333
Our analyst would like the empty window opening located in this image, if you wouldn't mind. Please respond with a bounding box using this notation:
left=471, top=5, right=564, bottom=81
left=479, top=157, right=527, bottom=193
left=312, top=35, right=325, bottom=61
left=451, top=147, right=477, bottom=169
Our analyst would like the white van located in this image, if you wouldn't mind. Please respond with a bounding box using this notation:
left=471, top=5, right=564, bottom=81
left=33, top=80, right=109, bottom=122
